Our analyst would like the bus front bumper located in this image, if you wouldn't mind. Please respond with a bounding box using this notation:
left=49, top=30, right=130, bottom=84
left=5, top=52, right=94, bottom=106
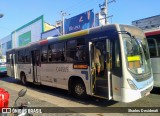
left=121, top=82, right=153, bottom=103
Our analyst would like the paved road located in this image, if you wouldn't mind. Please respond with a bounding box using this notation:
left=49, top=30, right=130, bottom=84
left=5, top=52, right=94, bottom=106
left=0, top=76, right=160, bottom=116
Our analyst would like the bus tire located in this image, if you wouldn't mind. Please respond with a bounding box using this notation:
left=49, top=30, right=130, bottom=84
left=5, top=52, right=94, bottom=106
left=21, top=73, right=27, bottom=86
left=72, top=80, right=87, bottom=99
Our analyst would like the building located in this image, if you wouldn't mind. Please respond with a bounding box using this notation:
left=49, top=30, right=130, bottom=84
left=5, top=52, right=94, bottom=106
left=0, top=15, right=50, bottom=57
left=132, top=15, right=160, bottom=30
left=12, top=15, right=44, bottom=48
left=0, top=34, right=12, bottom=57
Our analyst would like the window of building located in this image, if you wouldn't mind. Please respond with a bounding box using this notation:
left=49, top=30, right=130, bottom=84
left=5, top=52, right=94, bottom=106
left=7, top=41, right=12, bottom=49
left=2, top=44, right=5, bottom=49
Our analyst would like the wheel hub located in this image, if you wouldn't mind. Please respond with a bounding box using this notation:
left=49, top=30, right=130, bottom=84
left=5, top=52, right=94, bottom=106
left=75, top=85, right=84, bottom=95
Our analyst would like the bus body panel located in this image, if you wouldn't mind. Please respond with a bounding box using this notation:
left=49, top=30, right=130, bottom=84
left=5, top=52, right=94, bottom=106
left=25, top=63, right=34, bottom=82
left=40, top=63, right=90, bottom=93
left=151, top=58, right=160, bottom=87
left=121, top=80, right=153, bottom=103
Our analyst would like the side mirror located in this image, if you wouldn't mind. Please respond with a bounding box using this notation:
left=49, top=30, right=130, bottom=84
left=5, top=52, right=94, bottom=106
left=18, top=88, right=27, bottom=97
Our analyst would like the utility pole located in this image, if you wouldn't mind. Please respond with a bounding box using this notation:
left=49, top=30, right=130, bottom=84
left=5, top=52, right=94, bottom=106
left=60, top=11, right=70, bottom=35
left=99, top=0, right=115, bottom=24
left=105, top=0, right=108, bottom=24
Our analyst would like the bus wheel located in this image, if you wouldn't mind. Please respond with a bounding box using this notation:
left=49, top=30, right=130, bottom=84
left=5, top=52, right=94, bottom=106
left=21, top=73, right=27, bottom=86
left=73, top=80, right=87, bottom=99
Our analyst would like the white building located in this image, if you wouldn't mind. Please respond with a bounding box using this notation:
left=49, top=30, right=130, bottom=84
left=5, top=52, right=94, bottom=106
left=0, top=15, right=44, bottom=57
left=12, top=15, right=44, bottom=48
left=0, top=34, right=12, bottom=56
left=132, top=15, right=160, bottom=30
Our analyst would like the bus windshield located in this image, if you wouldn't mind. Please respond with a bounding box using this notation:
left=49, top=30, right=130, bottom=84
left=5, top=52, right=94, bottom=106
left=123, top=36, right=151, bottom=75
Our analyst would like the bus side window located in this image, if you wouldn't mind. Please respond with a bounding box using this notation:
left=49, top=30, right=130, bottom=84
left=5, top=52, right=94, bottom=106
left=41, top=46, right=48, bottom=62
left=6, top=53, right=10, bottom=64
left=66, top=38, right=86, bottom=62
left=76, top=45, right=86, bottom=61
left=147, top=38, right=158, bottom=57
left=48, top=45, right=53, bottom=62
left=18, top=51, right=25, bottom=63
left=66, top=40, right=77, bottom=62
left=52, top=42, right=65, bottom=62
left=25, top=50, right=31, bottom=63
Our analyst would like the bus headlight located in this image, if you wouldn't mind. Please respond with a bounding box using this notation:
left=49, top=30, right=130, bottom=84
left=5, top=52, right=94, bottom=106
left=127, top=79, right=138, bottom=90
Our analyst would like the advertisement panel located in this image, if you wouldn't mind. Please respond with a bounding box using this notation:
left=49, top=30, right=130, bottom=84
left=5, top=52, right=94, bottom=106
left=18, top=31, right=31, bottom=46
left=65, top=9, right=94, bottom=34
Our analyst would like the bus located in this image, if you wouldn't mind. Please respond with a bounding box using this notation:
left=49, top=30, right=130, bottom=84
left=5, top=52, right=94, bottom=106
left=145, top=28, right=160, bottom=87
left=6, top=24, right=153, bottom=103
left=0, top=58, right=7, bottom=76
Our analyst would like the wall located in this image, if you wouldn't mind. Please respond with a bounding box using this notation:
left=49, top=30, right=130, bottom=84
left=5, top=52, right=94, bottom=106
left=11, top=15, right=44, bottom=48
left=0, top=34, right=12, bottom=56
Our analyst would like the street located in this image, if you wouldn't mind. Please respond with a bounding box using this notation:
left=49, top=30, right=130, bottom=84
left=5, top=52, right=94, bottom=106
left=0, top=76, right=160, bottom=116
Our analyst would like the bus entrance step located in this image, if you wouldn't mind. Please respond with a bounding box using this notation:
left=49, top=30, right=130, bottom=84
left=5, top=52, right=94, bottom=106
left=95, top=86, right=108, bottom=97
left=96, top=78, right=108, bottom=87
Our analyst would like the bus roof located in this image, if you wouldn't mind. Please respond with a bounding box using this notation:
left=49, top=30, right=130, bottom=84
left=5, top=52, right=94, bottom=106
left=7, top=24, right=143, bottom=52
left=145, top=28, right=160, bottom=36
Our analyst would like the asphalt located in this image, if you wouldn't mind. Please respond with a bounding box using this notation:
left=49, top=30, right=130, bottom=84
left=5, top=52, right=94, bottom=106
left=0, top=76, right=160, bottom=116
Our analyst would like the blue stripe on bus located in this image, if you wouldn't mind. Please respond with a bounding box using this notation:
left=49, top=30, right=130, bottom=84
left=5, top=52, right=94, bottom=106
left=81, top=71, right=88, bottom=80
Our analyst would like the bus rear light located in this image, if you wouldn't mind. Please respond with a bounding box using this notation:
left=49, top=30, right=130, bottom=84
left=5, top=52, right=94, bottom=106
left=127, top=79, right=138, bottom=90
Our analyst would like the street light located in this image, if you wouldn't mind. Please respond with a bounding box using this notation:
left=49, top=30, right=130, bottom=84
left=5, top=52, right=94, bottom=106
left=0, top=14, right=4, bottom=18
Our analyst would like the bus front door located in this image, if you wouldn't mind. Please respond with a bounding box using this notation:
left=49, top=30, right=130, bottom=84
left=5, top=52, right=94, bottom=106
left=89, top=39, right=112, bottom=100
left=31, top=50, right=41, bottom=84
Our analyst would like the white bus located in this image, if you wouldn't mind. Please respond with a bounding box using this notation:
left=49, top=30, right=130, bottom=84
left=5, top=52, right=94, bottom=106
left=6, top=24, right=153, bottom=103
left=145, top=29, right=160, bottom=87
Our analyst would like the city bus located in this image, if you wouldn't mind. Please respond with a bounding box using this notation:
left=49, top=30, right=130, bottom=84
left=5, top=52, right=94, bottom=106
left=145, top=28, right=160, bottom=87
left=6, top=24, right=153, bottom=103
left=0, top=58, right=7, bottom=76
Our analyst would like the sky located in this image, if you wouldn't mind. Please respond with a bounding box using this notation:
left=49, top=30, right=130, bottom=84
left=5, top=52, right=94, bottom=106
left=0, top=0, right=159, bottom=39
